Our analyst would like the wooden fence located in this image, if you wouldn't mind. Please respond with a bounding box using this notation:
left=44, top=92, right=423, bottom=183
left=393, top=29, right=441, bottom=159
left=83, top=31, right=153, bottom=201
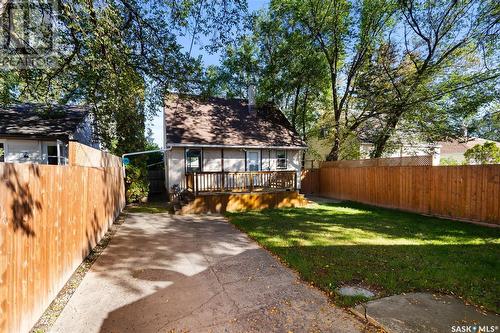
left=321, top=155, right=434, bottom=168
left=300, top=169, right=320, bottom=195
left=68, top=141, right=122, bottom=168
left=0, top=147, right=125, bottom=333
left=301, top=165, right=500, bottom=225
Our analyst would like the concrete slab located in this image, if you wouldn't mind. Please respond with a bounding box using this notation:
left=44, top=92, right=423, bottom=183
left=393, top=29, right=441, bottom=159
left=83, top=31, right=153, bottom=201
left=337, top=286, right=375, bottom=298
left=50, top=213, right=367, bottom=333
left=354, top=292, right=500, bottom=333
left=305, top=196, right=341, bottom=205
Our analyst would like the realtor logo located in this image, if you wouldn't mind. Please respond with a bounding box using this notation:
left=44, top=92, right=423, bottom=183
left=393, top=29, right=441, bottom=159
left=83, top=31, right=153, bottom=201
left=452, top=325, right=499, bottom=333
left=0, top=0, right=58, bottom=68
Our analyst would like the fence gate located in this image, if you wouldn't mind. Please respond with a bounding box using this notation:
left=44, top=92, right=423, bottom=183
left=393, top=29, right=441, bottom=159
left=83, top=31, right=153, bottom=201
left=147, top=169, right=166, bottom=198
left=300, top=169, right=320, bottom=195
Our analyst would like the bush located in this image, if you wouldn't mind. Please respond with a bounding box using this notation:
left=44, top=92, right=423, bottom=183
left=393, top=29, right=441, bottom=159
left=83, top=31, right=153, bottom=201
left=464, top=142, right=500, bottom=164
left=440, top=157, right=462, bottom=166
left=125, top=161, right=149, bottom=203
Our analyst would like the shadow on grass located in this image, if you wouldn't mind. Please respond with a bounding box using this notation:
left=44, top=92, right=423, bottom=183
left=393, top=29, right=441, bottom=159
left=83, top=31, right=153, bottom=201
left=228, top=201, right=500, bottom=244
left=126, top=202, right=173, bottom=214
left=227, top=202, right=500, bottom=312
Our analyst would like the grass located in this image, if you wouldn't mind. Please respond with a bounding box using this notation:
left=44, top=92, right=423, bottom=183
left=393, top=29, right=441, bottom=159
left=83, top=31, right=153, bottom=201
left=226, top=201, right=500, bottom=312
left=126, top=202, right=173, bottom=214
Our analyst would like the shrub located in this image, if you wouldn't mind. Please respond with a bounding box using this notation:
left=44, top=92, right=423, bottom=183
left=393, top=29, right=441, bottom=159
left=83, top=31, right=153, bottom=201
left=464, top=142, right=500, bottom=164
left=125, top=161, right=149, bottom=203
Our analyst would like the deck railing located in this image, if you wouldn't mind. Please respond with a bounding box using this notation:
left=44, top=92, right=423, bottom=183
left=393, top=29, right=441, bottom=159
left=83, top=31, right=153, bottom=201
left=186, top=170, right=297, bottom=194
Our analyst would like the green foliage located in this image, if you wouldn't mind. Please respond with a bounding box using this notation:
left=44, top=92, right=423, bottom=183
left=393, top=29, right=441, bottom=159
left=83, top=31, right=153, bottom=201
left=144, top=141, right=165, bottom=170
left=464, top=142, right=500, bottom=165
left=125, top=160, right=150, bottom=203
left=361, top=0, right=500, bottom=157
left=1, top=0, right=247, bottom=155
left=126, top=202, right=173, bottom=214
left=208, top=0, right=499, bottom=162
left=439, top=158, right=462, bottom=166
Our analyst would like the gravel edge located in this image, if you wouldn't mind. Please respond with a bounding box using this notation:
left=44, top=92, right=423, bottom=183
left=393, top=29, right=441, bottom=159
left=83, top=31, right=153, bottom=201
left=30, top=212, right=127, bottom=333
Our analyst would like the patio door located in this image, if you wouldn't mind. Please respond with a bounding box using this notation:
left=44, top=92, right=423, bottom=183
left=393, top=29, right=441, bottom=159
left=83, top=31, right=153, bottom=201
left=246, top=150, right=260, bottom=171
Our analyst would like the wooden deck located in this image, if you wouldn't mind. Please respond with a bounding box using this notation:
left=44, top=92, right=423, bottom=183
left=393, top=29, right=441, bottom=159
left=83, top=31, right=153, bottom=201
left=180, top=190, right=307, bottom=214
left=185, top=170, right=297, bottom=195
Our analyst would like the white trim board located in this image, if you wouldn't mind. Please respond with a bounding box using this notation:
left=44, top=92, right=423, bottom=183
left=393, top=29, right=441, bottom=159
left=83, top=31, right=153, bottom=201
left=167, top=143, right=307, bottom=150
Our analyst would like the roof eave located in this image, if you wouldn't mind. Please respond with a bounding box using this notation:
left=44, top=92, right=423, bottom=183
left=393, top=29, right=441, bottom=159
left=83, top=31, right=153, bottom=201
left=0, top=133, right=71, bottom=141
left=166, top=143, right=307, bottom=150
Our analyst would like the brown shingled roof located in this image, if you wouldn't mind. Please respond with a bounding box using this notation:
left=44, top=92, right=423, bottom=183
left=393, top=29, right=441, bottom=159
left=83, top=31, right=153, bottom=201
left=164, top=94, right=306, bottom=148
left=0, top=103, right=88, bottom=139
left=438, top=138, right=500, bottom=154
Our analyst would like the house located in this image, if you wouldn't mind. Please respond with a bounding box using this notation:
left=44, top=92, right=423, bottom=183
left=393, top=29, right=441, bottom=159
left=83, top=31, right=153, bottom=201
left=359, top=142, right=441, bottom=165
left=0, top=104, right=97, bottom=165
left=438, top=138, right=500, bottom=164
left=163, top=94, right=307, bottom=195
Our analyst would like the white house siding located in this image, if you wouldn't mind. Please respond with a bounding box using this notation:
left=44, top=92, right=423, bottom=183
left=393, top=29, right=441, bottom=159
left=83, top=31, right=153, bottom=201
left=261, top=149, right=271, bottom=170
left=223, top=149, right=245, bottom=172
left=166, top=147, right=303, bottom=191
left=203, top=148, right=222, bottom=171
left=167, top=148, right=186, bottom=189
left=360, top=143, right=441, bottom=165
left=0, top=139, right=62, bottom=164
left=287, top=150, right=302, bottom=189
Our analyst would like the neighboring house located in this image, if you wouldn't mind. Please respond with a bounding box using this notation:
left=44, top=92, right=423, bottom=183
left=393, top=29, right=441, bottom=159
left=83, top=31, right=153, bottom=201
left=359, top=142, right=441, bottom=165
left=163, top=94, right=307, bottom=191
left=438, top=138, right=500, bottom=164
left=0, top=104, right=97, bottom=165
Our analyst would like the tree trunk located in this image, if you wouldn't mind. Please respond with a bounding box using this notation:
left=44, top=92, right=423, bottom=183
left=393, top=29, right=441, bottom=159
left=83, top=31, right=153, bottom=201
left=327, top=70, right=341, bottom=161
left=371, top=114, right=401, bottom=158
left=301, top=87, right=309, bottom=138
left=301, top=87, right=309, bottom=168
left=291, top=85, right=301, bottom=128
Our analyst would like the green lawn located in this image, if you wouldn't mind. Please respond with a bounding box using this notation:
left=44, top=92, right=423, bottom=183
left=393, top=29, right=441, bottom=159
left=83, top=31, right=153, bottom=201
left=126, top=202, right=173, bottom=214
left=226, top=202, right=500, bottom=312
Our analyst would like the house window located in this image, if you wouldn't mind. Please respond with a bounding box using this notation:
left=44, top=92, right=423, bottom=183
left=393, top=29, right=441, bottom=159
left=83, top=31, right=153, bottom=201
left=276, top=150, right=287, bottom=169
left=319, top=127, right=328, bottom=139
left=0, top=143, right=4, bottom=162
left=246, top=150, right=260, bottom=171
left=186, top=149, right=202, bottom=173
left=47, top=145, right=58, bottom=165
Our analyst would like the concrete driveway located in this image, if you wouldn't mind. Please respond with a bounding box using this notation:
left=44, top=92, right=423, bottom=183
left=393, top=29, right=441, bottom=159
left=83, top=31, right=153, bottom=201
left=50, top=212, right=367, bottom=333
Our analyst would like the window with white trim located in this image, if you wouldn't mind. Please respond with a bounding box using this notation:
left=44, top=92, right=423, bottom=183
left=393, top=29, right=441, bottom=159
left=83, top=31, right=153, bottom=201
left=276, top=150, right=287, bottom=169
left=185, top=149, right=202, bottom=173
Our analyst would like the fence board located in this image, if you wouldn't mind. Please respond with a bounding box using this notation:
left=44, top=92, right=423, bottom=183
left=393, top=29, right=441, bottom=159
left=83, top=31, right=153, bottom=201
left=300, top=169, right=320, bottom=195
left=0, top=150, right=124, bottom=333
left=302, top=165, right=500, bottom=225
left=321, top=155, right=433, bottom=168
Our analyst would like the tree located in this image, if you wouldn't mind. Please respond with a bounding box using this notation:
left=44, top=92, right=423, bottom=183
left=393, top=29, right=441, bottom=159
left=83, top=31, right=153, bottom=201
left=366, top=0, right=500, bottom=157
left=468, top=102, right=500, bottom=142
left=464, top=142, right=500, bottom=165
left=271, top=0, right=396, bottom=160
left=206, top=8, right=330, bottom=148
left=1, top=0, right=248, bottom=155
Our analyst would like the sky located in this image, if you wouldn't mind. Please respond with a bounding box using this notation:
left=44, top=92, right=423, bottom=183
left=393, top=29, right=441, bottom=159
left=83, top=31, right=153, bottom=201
left=148, top=0, right=268, bottom=147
